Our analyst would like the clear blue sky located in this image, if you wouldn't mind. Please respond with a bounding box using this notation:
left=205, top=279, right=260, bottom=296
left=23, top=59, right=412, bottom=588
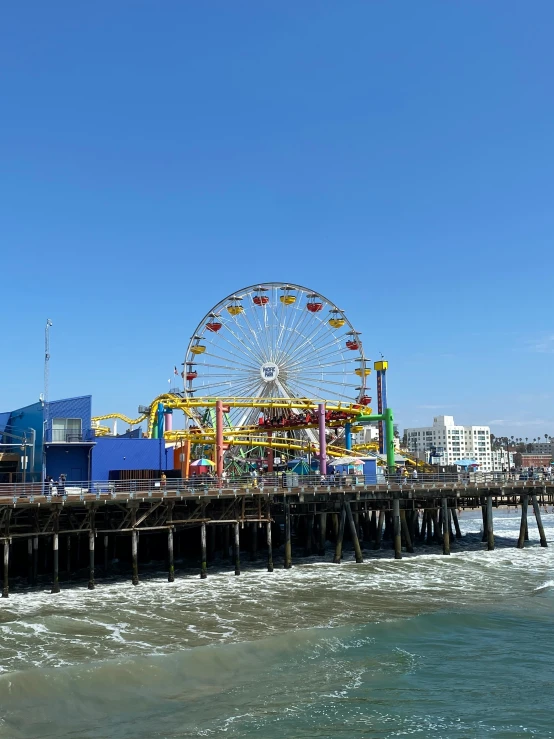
left=1, top=1, right=553, bottom=437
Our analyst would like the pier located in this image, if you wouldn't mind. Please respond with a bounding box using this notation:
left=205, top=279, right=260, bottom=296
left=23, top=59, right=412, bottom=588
left=0, top=475, right=550, bottom=596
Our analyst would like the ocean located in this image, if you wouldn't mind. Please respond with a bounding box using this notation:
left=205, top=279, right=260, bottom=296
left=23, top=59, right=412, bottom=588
left=0, top=509, right=552, bottom=738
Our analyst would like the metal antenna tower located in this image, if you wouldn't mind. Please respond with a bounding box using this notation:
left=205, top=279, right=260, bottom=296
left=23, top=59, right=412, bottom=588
left=44, top=319, right=53, bottom=433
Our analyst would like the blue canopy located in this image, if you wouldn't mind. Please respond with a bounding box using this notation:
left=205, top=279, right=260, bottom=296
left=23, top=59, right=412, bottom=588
left=454, top=459, right=479, bottom=468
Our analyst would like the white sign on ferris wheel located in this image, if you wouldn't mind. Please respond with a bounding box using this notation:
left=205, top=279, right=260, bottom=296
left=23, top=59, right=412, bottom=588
left=260, top=362, right=280, bottom=382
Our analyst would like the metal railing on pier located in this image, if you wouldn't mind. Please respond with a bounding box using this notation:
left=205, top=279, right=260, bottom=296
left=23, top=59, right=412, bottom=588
left=0, top=471, right=551, bottom=503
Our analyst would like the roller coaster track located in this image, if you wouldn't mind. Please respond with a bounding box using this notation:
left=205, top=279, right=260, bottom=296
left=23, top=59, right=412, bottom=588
left=91, top=395, right=425, bottom=467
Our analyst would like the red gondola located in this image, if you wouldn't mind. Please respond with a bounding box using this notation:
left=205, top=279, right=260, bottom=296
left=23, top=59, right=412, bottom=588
left=307, top=301, right=323, bottom=312
left=186, top=371, right=198, bottom=381
left=346, top=340, right=359, bottom=350
left=206, top=321, right=222, bottom=332
left=360, top=395, right=372, bottom=406
left=253, top=295, right=269, bottom=306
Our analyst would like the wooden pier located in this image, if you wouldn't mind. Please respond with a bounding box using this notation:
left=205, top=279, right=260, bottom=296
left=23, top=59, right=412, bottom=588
left=0, top=478, right=551, bottom=596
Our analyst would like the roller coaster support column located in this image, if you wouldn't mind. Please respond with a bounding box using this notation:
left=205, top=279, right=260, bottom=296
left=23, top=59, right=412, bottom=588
left=344, top=423, right=352, bottom=452
left=215, top=401, right=224, bottom=480
left=267, top=432, right=274, bottom=473
left=164, top=409, right=173, bottom=432
left=375, top=361, right=388, bottom=455
left=355, top=408, right=396, bottom=476
left=318, top=403, right=327, bottom=475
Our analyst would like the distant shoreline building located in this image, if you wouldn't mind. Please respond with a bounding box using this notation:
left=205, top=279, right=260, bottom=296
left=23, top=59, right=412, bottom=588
left=405, top=415, right=493, bottom=471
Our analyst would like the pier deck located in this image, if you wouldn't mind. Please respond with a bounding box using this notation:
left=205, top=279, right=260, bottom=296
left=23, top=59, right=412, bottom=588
left=0, top=476, right=551, bottom=596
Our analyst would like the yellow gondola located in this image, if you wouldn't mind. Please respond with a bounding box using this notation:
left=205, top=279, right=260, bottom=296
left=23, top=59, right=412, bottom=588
left=329, top=317, right=345, bottom=328
left=280, top=294, right=296, bottom=305
left=191, top=344, right=206, bottom=354
left=355, top=367, right=371, bottom=376
left=226, top=305, right=244, bottom=316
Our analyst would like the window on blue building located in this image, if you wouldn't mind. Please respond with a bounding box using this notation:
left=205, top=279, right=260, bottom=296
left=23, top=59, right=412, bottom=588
left=52, top=418, right=82, bottom=442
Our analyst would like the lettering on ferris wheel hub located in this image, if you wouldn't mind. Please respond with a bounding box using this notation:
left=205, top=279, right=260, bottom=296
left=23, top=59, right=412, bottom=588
left=260, top=363, right=280, bottom=382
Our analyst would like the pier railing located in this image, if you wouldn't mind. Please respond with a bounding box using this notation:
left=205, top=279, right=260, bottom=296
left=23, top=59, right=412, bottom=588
left=0, top=471, right=551, bottom=502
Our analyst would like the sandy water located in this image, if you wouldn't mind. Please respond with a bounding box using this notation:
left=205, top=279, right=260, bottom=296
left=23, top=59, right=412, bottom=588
left=0, top=510, right=552, bottom=738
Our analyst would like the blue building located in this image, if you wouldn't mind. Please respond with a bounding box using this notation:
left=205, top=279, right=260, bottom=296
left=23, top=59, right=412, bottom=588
left=0, top=395, right=95, bottom=483
left=91, top=436, right=172, bottom=480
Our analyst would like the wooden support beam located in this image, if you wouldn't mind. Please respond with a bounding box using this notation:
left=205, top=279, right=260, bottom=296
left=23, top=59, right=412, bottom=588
left=266, top=521, right=273, bottom=572
left=333, top=505, right=346, bottom=563
left=442, top=499, right=450, bottom=555
left=200, top=523, right=207, bottom=579
left=517, top=494, right=528, bottom=549
left=234, top=522, right=240, bottom=576
left=2, top=540, right=8, bottom=598
left=400, top=510, right=414, bottom=554
left=88, top=530, right=95, bottom=590
left=345, top=501, right=363, bottom=563
left=32, top=536, right=38, bottom=584
left=486, top=495, right=494, bottom=551
left=27, top=538, right=32, bottom=585
left=168, top=528, right=175, bottom=582
left=531, top=495, right=548, bottom=547
left=451, top=508, right=462, bottom=538
left=131, top=530, right=139, bottom=585
left=103, top=535, right=109, bottom=572
left=284, top=501, right=292, bottom=569
left=393, top=498, right=402, bottom=560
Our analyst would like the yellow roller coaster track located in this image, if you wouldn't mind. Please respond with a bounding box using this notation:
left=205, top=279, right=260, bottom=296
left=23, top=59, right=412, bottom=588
left=92, top=395, right=425, bottom=467
left=92, top=395, right=371, bottom=438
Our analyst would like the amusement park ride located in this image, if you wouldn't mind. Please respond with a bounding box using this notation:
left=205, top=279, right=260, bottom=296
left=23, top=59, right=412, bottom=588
left=92, top=283, right=401, bottom=474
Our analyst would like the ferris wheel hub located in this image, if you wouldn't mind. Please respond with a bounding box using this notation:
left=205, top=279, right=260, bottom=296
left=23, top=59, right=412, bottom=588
left=260, top=362, right=280, bottom=383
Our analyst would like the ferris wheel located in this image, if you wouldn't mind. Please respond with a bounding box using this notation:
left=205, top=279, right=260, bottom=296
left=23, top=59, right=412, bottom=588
left=183, top=283, right=370, bottom=429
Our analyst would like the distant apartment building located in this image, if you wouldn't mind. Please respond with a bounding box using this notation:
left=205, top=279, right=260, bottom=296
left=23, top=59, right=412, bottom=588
left=490, top=449, right=515, bottom=471
left=404, top=415, right=493, bottom=471
left=514, top=452, right=552, bottom=469
left=528, top=441, right=552, bottom=455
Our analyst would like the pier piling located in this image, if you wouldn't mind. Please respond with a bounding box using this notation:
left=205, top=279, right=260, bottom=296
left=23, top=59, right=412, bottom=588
left=200, top=523, right=208, bottom=579
left=2, top=540, right=9, bottom=598
left=234, top=522, right=240, bottom=575
left=284, top=502, right=292, bottom=569
left=486, top=495, right=494, bottom=551
left=517, top=495, right=529, bottom=548
left=393, top=499, right=402, bottom=559
left=345, top=502, right=363, bottom=563
left=442, top=499, right=450, bottom=555
left=333, top=505, right=346, bottom=563
left=88, top=531, right=95, bottom=590
left=266, top=521, right=273, bottom=572
left=531, top=495, right=548, bottom=547
left=27, top=538, right=32, bottom=585
left=400, top=510, right=414, bottom=553
left=32, top=536, right=38, bottom=584
left=131, top=531, right=139, bottom=585
left=168, top=528, right=175, bottom=582
left=451, top=508, right=462, bottom=539
left=52, top=532, right=60, bottom=594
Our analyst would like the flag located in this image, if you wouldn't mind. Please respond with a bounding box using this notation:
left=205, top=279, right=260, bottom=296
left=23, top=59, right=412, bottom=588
left=174, top=366, right=178, bottom=375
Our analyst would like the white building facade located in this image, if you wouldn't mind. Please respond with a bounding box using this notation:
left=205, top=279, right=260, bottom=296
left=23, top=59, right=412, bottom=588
left=405, top=415, right=493, bottom=471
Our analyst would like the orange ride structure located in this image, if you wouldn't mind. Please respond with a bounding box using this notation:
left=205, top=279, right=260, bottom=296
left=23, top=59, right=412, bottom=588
left=92, top=283, right=398, bottom=474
